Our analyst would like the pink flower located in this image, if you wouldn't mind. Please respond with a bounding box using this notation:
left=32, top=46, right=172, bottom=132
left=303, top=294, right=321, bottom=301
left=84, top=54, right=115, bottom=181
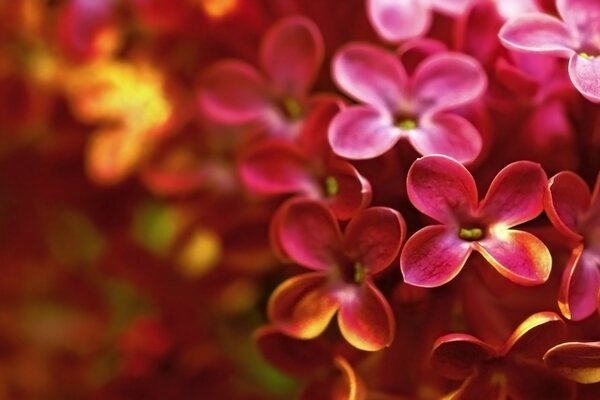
left=197, top=16, right=324, bottom=138
left=239, top=102, right=372, bottom=220
left=545, top=171, right=600, bottom=320
left=499, top=0, right=600, bottom=102
left=431, top=312, right=575, bottom=399
left=367, top=0, right=476, bottom=42
left=328, top=44, right=486, bottom=163
left=268, top=198, right=405, bottom=351
left=400, top=155, right=551, bottom=287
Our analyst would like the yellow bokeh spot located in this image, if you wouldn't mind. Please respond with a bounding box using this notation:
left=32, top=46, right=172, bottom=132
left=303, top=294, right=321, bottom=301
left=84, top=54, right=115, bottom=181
left=198, top=0, right=239, bottom=19
left=177, top=229, right=222, bottom=278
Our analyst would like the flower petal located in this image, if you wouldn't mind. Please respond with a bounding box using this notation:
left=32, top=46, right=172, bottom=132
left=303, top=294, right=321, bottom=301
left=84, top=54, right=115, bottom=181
left=568, top=53, right=600, bottom=103
left=343, top=207, right=406, bottom=274
left=558, top=246, right=600, bottom=321
left=409, top=113, right=482, bottom=164
left=366, top=0, right=431, bottom=42
left=277, top=198, right=343, bottom=270
left=260, top=16, right=324, bottom=97
left=332, top=43, right=407, bottom=111
left=406, top=154, right=478, bottom=224
left=449, top=368, right=507, bottom=399
left=267, top=272, right=339, bottom=339
left=326, top=159, right=372, bottom=221
left=411, top=52, right=487, bottom=114
left=544, top=341, right=600, bottom=384
left=337, top=282, right=395, bottom=351
left=198, top=60, right=270, bottom=124
left=506, top=358, right=576, bottom=400
left=400, top=225, right=472, bottom=287
left=503, top=311, right=566, bottom=359
left=556, top=0, right=600, bottom=45
left=328, top=105, right=400, bottom=160
left=431, top=333, right=497, bottom=380
left=498, top=14, right=576, bottom=57
left=239, top=140, right=314, bottom=195
left=545, top=171, right=590, bottom=241
left=475, top=229, right=552, bottom=286
left=478, top=161, right=547, bottom=227
left=254, top=325, right=333, bottom=375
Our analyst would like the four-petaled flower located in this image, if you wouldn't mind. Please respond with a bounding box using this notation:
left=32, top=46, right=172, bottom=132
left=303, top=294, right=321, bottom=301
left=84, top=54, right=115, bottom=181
left=328, top=44, right=486, bottom=163
left=431, top=312, right=575, bottom=399
left=268, top=198, right=405, bottom=351
left=544, top=171, right=600, bottom=320
left=499, top=0, right=600, bottom=102
left=401, top=155, right=551, bottom=287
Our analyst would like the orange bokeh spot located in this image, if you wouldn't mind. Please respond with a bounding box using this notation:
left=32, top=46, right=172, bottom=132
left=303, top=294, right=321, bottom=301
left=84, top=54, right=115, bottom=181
left=197, top=0, right=239, bottom=19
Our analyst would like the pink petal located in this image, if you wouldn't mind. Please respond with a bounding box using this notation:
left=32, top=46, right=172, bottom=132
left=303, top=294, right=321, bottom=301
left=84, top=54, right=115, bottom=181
left=337, top=282, right=395, bottom=351
left=400, top=225, right=472, bottom=287
left=558, top=246, right=600, bottom=321
left=328, top=105, right=400, bottom=160
left=544, top=341, right=600, bottom=384
left=198, top=60, right=270, bottom=124
left=343, top=207, right=406, bottom=274
left=408, top=113, right=482, bottom=164
left=503, top=311, right=566, bottom=359
left=297, top=98, right=343, bottom=157
left=332, top=43, right=407, bottom=111
left=260, top=16, right=324, bottom=97
left=431, top=0, right=475, bottom=16
left=267, top=272, right=339, bottom=339
left=506, top=359, right=576, bottom=400
left=498, top=14, right=576, bottom=58
left=478, top=161, right=547, bottom=228
left=545, top=171, right=589, bottom=241
left=568, top=53, right=600, bottom=103
left=431, top=334, right=496, bottom=380
left=406, top=155, right=478, bottom=224
left=556, top=0, right=600, bottom=46
left=326, top=159, right=372, bottom=221
left=475, top=229, right=552, bottom=286
left=254, top=325, right=333, bottom=375
left=277, top=198, right=343, bottom=270
left=366, top=0, right=431, bottom=42
left=239, top=140, right=314, bottom=195
left=410, top=53, right=487, bottom=114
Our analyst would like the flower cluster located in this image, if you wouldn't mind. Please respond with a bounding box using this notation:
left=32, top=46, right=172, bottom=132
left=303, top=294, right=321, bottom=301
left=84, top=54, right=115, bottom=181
left=2, top=0, right=600, bottom=399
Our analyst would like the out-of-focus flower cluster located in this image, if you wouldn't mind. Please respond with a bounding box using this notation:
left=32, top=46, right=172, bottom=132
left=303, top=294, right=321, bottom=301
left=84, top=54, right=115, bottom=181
left=1, top=0, right=600, bottom=399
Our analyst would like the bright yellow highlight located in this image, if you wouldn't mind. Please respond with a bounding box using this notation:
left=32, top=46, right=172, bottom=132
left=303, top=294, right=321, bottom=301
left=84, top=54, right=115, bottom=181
left=325, top=176, right=339, bottom=197
left=353, top=262, right=365, bottom=284
left=177, top=229, right=222, bottom=278
left=459, top=227, right=482, bottom=240
left=198, top=0, right=239, bottom=19
left=397, top=118, right=417, bottom=130
left=579, top=52, right=596, bottom=60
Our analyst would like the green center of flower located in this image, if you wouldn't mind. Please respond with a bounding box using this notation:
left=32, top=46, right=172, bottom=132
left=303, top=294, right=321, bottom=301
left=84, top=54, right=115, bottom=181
left=397, top=118, right=417, bottom=130
left=281, top=96, right=303, bottom=120
left=353, top=262, right=365, bottom=284
left=459, top=227, right=483, bottom=241
left=324, top=176, right=339, bottom=197
left=579, top=52, right=596, bottom=60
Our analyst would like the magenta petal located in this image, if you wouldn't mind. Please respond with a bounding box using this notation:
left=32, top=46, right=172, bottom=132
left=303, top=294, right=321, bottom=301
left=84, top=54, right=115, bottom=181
left=406, top=155, right=478, bottom=224
left=411, top=53, right=487, bottom=114
left=337, top=282, right=395, bottom=351
left=430, top=0, right=475, bottom=16
left=332, top=43, right=407, bottom=111
left=568, top=54, right=600, bottom=103
left=268, top=272, right=339, bottom=339
left=277, top=198, right=343, bottom=270
left=409, top=113, right=482, bottom=163
left=366, top=0, right=431, bottom=42
left=328, top=105, right=399, bottom=160
left=260, top=16, right=324, bottom=97
left=343, top=207, right=406, bottom=274
left=400, top=225, right=472, bottom=287
left=198, top=60, right=270, bottom=124
left=239, top=141, right=314, bottom=195
left=556, top=0, right=600, bottom=43
left=558, top=246, right=600, bottom=321
left=545, top=171, right=589, bottom=241
left=479, top=161, right=547, bottom=227
left=498, top=14, right=576, bottom=57
left=326, top=159, right=372, bottom=221
left=475, top=229, right=551, bottom=285
left=431, top=334, right=496, bottom=380
left=544, top=341, right=600, bottom=384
